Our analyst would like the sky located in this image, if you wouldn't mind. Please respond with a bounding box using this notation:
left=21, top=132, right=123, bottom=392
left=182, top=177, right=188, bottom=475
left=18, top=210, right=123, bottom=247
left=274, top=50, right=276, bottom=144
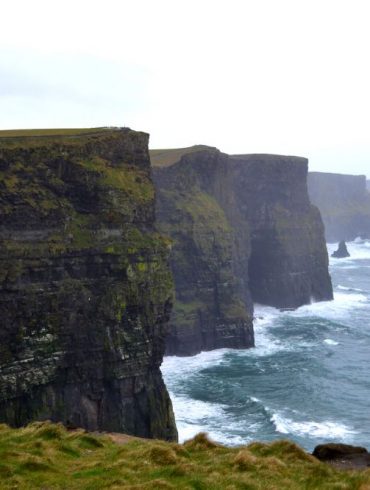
left=1, top=0, right=369, bottom=177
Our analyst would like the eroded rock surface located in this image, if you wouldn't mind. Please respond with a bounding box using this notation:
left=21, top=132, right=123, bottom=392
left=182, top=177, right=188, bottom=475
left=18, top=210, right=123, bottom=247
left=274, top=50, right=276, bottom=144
left=0, top=128, right=177, bottom=440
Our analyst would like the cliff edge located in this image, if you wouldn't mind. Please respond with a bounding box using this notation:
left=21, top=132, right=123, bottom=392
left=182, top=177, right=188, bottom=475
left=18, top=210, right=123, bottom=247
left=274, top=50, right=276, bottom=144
left=0, top=128, right=177, bottom=440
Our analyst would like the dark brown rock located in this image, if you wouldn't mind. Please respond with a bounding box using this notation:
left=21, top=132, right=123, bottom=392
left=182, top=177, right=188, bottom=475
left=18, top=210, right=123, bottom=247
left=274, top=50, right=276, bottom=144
left=313, top=443, right=368, bottom=460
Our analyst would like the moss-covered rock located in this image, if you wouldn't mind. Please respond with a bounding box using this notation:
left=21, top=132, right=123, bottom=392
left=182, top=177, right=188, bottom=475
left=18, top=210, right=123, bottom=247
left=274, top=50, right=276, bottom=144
left=0, top=128, right=177, bottom=441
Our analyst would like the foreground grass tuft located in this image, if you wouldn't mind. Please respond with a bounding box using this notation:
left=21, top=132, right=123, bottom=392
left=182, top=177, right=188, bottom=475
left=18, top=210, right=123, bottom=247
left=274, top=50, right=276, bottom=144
left=0, top=422, right=369, bottom=489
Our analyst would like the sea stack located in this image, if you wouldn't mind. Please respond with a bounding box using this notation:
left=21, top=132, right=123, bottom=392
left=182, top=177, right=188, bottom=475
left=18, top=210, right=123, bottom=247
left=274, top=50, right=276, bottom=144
left=0, top=128, right=177, bottom=441
left=331, top=240, right=350, bottom=258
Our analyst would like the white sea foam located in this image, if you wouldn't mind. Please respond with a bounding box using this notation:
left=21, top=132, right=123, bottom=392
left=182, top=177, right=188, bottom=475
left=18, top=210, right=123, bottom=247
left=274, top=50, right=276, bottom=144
left=168, top=393, right=226, bottom=442
left=167, top=391, right=249, bottom=445
left=161, top=348, right=228, bottom=384
left=337, top=284, right=365, bottom=292
left=323, top=338, right=339, bottom=346
left=271, top=412, right=356, bottom=440
left=169, top=393, right=226, bottom=422
left=287, top=291, right=368, bottom=324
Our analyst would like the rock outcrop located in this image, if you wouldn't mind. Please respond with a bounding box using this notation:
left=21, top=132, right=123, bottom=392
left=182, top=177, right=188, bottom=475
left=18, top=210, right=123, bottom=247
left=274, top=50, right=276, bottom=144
left=313, top=443, right=368, bottom=460
left=0, top=128, right=177, bottom=440
left=152, top=147, right=333, bottom=356
left=331, top=240, right=350, bottom=258
left=308, top=172, right=370, bottom=242
left=313, top=443, right=370, bottom=469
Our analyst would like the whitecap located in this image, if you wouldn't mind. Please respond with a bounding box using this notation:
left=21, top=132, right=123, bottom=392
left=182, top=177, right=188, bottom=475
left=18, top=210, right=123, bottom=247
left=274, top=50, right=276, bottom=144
left=245, top=306, right=290, bottom=357
left=166, top=392, right=227, bottom=442
left=271, top=412, right=356, bottom=440
left=161, top=348, right=228, bottom=382
left=337, top=285, right=365, bottom=292
left=287, top=291, right=368, bottom=323
left=167, top=391, right=251, bottom=445
left=169, top=393, right=226, bottom=421
left=323, top=338, right=339, bottom=346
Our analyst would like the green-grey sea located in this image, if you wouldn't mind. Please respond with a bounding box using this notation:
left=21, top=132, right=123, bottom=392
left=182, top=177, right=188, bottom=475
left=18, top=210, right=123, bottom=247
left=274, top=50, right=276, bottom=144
left=162, top=240, right=370, bottom=451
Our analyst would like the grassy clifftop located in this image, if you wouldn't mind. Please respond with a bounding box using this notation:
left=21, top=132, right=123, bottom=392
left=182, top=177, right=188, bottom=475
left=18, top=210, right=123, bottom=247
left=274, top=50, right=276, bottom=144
left=0, top=127, right=123, bottom=147
left=150, top=145, right=217, bottom=167
left=0, top=422, right=369, bottom=489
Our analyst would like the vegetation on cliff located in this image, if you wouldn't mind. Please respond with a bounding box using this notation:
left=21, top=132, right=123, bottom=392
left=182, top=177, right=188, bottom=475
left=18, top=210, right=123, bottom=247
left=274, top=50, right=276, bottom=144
left=0, top=422, right=369, bottom=489
left=150, top=145, right=216, bottom=168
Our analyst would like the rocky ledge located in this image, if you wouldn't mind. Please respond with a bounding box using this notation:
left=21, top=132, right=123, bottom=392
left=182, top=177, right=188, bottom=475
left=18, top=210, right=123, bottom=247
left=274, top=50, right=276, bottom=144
left=0, top=128, right=177, bottom=440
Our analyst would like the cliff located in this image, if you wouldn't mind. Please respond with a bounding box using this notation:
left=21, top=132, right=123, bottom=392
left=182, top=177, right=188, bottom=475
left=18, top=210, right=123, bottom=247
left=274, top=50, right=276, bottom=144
left=152, top=147, right=332, bottom=356
left=152, top=149, right=254, bottom=356
left=230, top=155, right=332, bottom=308
left=0, top=128, right=177, bottom=440
left=308, top=172, right=370, bottom=242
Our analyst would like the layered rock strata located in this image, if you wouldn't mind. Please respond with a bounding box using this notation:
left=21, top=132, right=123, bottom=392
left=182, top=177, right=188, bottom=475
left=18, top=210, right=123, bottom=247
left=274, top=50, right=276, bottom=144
left=308, top=172, right=370, bottom=242
left=152, top=149, right=254, bottom=356
left=0, top=128, right=177, bottom=440
left=152, top=148, right=333, bottom=356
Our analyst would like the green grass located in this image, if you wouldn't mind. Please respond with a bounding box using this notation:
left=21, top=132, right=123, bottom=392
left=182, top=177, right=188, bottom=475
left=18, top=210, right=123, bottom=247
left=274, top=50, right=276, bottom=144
left=0, top=127, right=119, bottom=138
left=0, top=422, right=369, bottom=489
left=150, top=145, right=217, bottom=167
left=0, top=127, right=138, bottom=150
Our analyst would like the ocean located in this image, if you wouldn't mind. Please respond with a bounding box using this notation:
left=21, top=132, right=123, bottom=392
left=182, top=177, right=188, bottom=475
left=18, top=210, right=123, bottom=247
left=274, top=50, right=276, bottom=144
left=161, top=239, right=370, bottom=452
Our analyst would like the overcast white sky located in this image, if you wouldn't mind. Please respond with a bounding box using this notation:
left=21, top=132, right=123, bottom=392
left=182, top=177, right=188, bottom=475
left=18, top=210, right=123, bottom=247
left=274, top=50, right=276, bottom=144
left=1, top=0, right=369, bottom=176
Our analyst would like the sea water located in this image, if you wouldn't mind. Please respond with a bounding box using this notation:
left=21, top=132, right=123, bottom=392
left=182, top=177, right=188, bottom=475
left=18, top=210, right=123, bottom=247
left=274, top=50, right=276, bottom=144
left=161, top=239, right=370, bottom=451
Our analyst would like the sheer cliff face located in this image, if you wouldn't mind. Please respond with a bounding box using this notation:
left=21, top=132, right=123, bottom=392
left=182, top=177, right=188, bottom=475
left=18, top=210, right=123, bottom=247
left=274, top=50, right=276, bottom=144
left=0, top=129, right=177, bottom=441
left=152, top=149, right=333, bottom=355
left=308, top=172, right=370, bottom=242
left=153, top=150, right=254, bottom=356
left=231, top=155, right=333, bottom=308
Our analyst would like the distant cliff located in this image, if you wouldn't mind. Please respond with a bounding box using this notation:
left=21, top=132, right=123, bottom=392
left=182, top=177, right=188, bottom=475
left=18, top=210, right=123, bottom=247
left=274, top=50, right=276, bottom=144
left=0, top=128, right=177, bottom=440
left=308, top=172, right=370, bottom=242
left=152, top=147, right=332, bottom=356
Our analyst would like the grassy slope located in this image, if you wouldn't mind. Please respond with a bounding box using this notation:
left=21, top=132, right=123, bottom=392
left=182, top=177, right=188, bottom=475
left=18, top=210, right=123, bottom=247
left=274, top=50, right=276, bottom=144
left=150, top=145, right=216, bottom=167
left=0, top=128, right=116, bottom=138
left=0, top=423, right=369, bottom=489
left=0, top=127, right=131, bottom=150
